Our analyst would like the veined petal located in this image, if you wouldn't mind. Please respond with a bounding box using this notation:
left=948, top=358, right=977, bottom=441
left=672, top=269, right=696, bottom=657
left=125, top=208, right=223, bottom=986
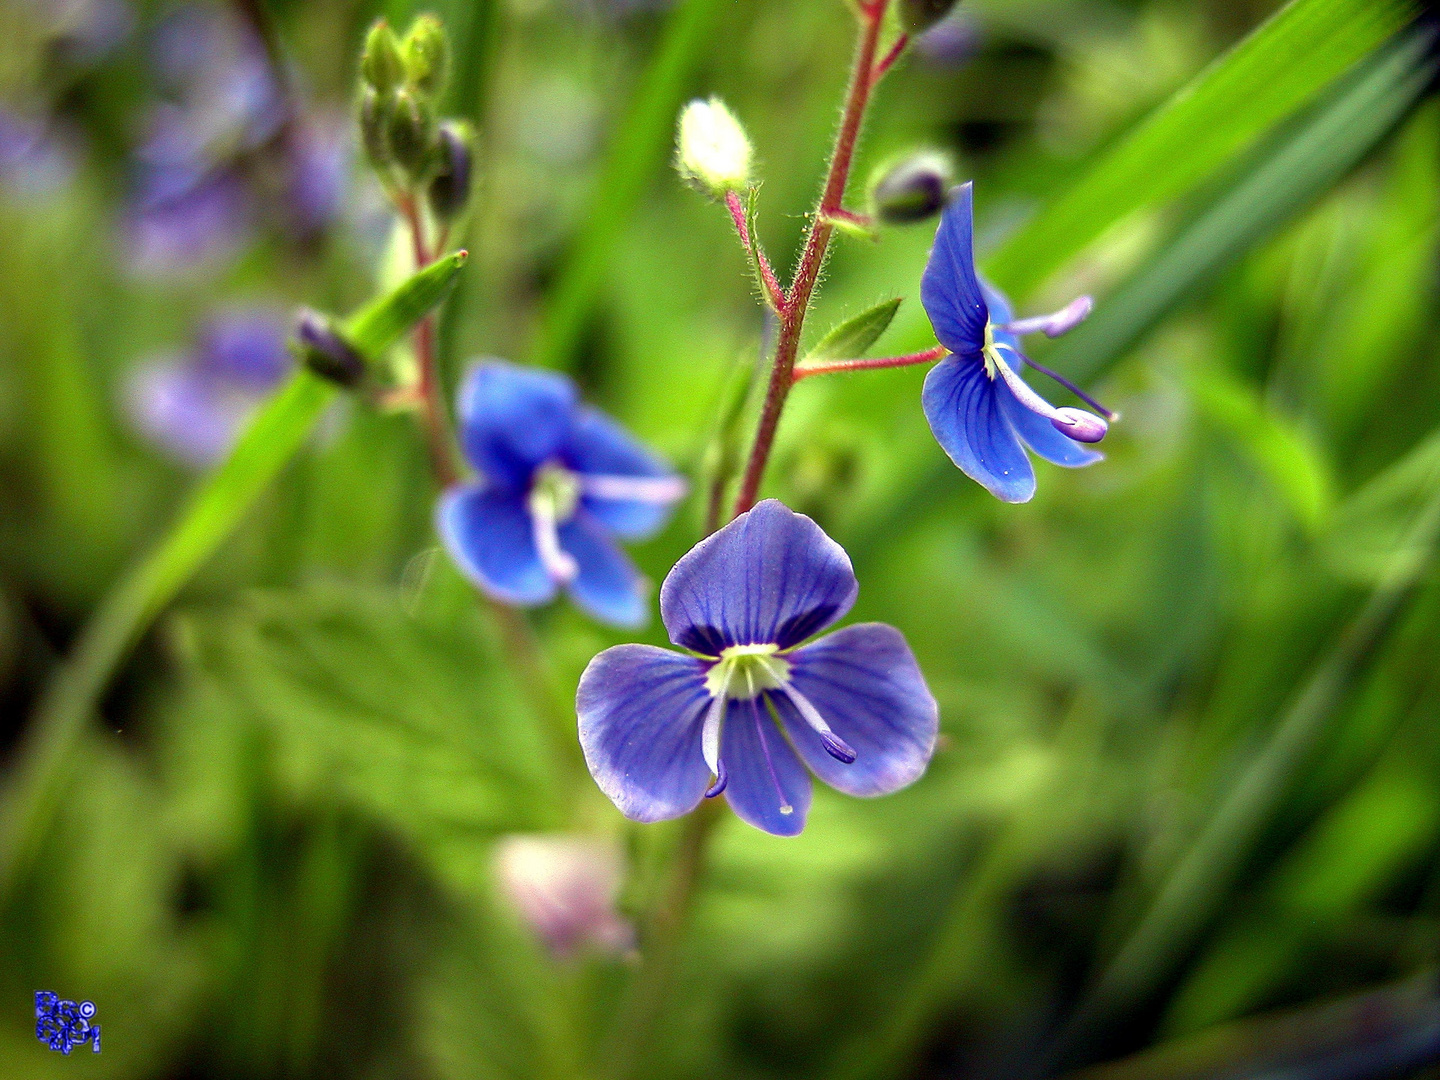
left=996, top=377, right=1103, bottom=468
left=577, top=645, right=713, bottom=823
left=721, top=696, right=812, bottom=836
left=922, top=355, right=1035, bottom=503
left=659, top=499, right=858, bottom=654
left=456, top=360, right=577, bottom=492
left=777, top=624, right=938, bottom=797
left=568, top=406, right=683, bottom=540
left=559, top=513, right=649, bottom=629
left=920, top=181, right=988, bottom=357
left=437, top=486, right=554, bottom=606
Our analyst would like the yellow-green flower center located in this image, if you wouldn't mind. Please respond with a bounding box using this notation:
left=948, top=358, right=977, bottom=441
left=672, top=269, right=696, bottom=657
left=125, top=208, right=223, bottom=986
left=528, top=462, right=581, bottom=524
left=982, top=321, right=1002, bottom=380
left=704, top=643, right=791, bottom=700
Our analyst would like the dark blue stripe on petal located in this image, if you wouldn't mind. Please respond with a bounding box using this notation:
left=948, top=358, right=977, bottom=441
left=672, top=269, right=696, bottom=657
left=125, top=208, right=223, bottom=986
left=577, top=645, right=713, bottom=823
left=920, top=182, right=989, bottom=356
left=779, top=623, right=938, bottom=798
left=922, top=355, right=1036, bottom=503
left=437, top=486, right=554, bottom=605
left=659, top=500, right=858, bottom=652
left=720, top=696, right=812, bottom=836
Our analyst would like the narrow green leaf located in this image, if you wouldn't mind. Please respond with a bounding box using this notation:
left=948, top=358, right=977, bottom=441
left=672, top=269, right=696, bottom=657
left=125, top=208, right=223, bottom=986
left=344, top=247, right=469, bottom=359
left=987, top=0, right=1418, bottom=298
left=0, top=252, right=472, bottom=898
left=803, top=298, right=903, bottom=364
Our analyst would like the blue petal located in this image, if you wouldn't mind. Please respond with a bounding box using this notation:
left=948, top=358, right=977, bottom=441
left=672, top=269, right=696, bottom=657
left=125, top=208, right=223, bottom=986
left=920, top=182, right=989, bottom=357
left=560, top=513, right=649, bottom=629
left=577, top=645, right=712, bottom=823
left=922, top=355, right=1035, bottom=503
left=979, top=278, right=1015, bottom=327
left=995, top=377, right=1103, bottom=468
left=436, top=485, right=554, bottom=606
left=125, top=359, right=253, bottom=468
left=455, top=360, right=577, bottom=492
left=659, top=499, right=858, bottom=655
left=568, top=406, right=680, bottom=540
left=722, top=696, right=812, bottom=836
left=777, top=624, right=938, bottom=797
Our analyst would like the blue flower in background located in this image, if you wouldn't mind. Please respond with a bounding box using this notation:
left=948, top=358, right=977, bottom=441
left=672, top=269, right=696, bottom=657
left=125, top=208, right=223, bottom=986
left=438, top=361, right=687, bottom=629
left=578, top=500, right=937, bottom=836
left=124, top=308, right=291, bottom=468
left=921, top=181, right=1115, bottom=502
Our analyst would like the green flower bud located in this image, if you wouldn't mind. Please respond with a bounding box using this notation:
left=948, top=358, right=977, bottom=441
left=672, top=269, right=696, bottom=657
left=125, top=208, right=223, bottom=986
left=869, top=150, right=953, bottom=224
left=358, top=86, right=394, bottom=169
left=388, top=88, right=437, bottom=181
left=675, top=97, right=752, bottom=199
left=899, top=0, right=960, bottom=35
left=402, top=15, right=450, bottom=98
left=360, top=20, right=405, bottom=95
left=428, top=120, right=475, bottom=223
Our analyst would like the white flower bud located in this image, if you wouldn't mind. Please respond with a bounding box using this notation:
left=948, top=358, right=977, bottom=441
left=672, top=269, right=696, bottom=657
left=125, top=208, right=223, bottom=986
left=675, top=97, right=753, bottom=198
left=494, top=835, right=633, bottom=959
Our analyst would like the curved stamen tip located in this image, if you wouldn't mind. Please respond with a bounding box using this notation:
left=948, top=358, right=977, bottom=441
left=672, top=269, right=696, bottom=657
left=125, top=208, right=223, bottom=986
left=1051, top=407, right=1107, bottom=443
left=1000, top=295, right=1094, bottom=339
left=705, top=761, right=728, bottom=798
left=821, top=731, right=857, bottom=764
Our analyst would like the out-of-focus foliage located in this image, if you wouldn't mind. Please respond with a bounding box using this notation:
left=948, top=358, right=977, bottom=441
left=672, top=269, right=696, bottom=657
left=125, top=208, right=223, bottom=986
left=4, top=0, right=1440, bottom=1079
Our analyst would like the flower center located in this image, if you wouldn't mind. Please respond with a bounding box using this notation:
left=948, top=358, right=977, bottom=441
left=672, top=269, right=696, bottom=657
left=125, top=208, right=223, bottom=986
left=528, top=462, right=581, bottom=524
left=982, top=321, right=1003, bottom=380
left=704, top=643, right=791, bottom=700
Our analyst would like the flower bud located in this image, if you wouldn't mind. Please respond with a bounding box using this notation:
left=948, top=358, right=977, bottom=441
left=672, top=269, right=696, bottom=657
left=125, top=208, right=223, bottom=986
left=358, top=86, right=393, bottom=168
left=295, top=309, right=366, bottom=387
left=675, top=97, right=752, bottom=199
left=870, top=150, right=953, bottom=224
left=388, top=88, right=437, bottom=180
left=900, top=0, right=961, bottom=35
left=1051, top=407, right=1107, bottom=443
left=428, top=121, right=474, bottom=222
left=360, top=20, right=405, bottom=96
left=402, top=15, right=449, bottom=98
left=494, top=835, right=633, bottom=959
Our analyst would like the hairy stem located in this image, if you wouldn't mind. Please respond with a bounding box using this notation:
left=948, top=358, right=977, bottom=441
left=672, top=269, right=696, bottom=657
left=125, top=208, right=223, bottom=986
left=732, top=1, right=890, bottom=515
left=400, top=198, right=460, bottom=488
left=793, top=345, right=948, bottom=382
left=725, top=189, right=784, bottom=310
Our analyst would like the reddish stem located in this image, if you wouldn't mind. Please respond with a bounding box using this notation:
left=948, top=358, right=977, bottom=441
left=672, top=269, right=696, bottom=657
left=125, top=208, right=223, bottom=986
left=732, top=0, right=890, bottom=518
left=725, top=189, right=785, bottom=310
left=792, top=344, right=948, bottom=382
left=400, top=198, right=460, bottom=488
left=871, top=33, right=908, bottom=87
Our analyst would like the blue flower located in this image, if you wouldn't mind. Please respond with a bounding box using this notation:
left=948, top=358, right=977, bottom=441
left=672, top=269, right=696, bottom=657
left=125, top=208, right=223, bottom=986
left=124, top=307, right=291, bottom=468
left=578, top=500, right=938, bottom=836
left=438, top=361, right=687, bottom=629
left=921, top=181, right=1115, bottom=503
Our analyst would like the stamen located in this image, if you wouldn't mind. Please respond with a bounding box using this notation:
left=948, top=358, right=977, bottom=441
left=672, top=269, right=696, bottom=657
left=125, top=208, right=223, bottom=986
left=528, top=495, right=578, bottom=584
left=1021, top=355, right=1118, bottom=421
left=577, top=473, right=689, bottom=505
left=784, top=684, right=856, bottom=764
left=990, top=344, right=1110, bottom=445
left=702, top=669, right=730, bottom=797
left=752, top=705, right=793, bottom=816
left=999, top=295, right=1094, bottom=339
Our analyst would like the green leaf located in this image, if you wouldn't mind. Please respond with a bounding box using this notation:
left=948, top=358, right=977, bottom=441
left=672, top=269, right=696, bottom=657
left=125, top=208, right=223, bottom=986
left=1189, top=365, right=1335, bottom=534
left=986, top=0, right=1419, bottom=298
left=803, top=298, right=903, bottom=364
left=1322, top=429, right=1440, bottom=584
left=174, top=585, right=558, bottom=854
left=343, top=247, right=469, bottom=360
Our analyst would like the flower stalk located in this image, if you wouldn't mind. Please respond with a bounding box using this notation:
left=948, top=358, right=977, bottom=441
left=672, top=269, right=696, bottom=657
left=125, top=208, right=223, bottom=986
left=732, top=0, right=895, bottom=516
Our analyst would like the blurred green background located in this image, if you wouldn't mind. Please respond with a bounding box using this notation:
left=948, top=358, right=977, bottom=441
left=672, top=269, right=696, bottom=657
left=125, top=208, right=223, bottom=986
left=5, top=0, right=1440, bottom=1077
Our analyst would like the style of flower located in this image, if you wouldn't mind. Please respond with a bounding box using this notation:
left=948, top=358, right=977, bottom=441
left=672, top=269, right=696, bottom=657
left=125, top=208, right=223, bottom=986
left=124, top=307, right=291, bottom=467
left=437, top=361, right=687, bottom=629
left=577, top=500, right=938, bottom=837
left=921, top=181, right=1115, bottom=503
left=493, top=834, right=634, bottom=959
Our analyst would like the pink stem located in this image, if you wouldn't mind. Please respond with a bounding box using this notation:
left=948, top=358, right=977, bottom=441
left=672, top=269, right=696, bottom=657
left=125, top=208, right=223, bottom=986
left=792, top=345, right=948, bottom=382
left=871, top=34, right=908, bottom=87
left=725, top=189, right=785, bottom=310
